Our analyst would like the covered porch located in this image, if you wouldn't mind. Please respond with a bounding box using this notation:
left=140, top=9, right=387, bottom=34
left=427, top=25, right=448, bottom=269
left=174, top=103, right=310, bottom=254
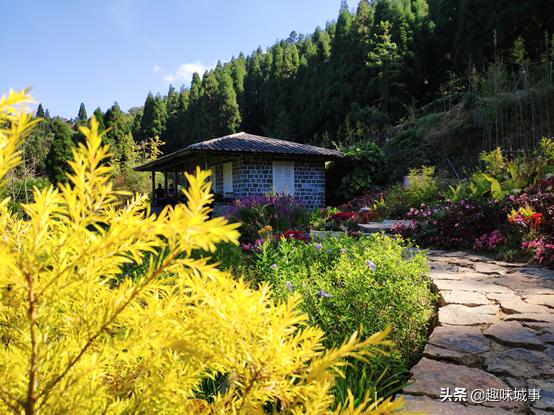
left=134, top=150, right=239, bottom=213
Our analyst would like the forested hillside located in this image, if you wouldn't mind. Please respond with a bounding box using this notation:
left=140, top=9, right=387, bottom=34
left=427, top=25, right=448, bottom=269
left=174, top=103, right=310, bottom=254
left=17, top=0, right=554, bottom=194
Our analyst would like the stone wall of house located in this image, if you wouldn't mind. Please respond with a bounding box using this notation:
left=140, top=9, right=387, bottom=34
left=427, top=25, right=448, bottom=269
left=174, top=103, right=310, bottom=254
left=207, top=155, right=325, bottom=209
left=293, top=160, right=325, bottom=209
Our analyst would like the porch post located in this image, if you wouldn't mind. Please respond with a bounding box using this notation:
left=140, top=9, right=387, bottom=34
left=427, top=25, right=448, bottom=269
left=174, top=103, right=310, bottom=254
left=164, top=171, right=168, bottom=194
left=151, top=171, right=155, bottom=205
left=173, top=166, right=178, bottom=192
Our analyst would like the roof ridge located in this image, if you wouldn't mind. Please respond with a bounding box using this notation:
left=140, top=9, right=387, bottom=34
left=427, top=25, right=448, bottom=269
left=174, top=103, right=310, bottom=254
left=226, top=131, right=246, bottom=137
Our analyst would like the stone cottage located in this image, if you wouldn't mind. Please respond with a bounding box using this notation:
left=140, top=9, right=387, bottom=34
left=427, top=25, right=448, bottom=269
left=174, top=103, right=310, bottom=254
left=134, top=132, right=343, bottom=210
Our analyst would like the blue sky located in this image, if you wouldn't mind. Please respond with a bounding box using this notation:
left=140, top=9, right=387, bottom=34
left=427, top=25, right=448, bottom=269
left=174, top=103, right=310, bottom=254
left=1, top=0, right=343, bottom=118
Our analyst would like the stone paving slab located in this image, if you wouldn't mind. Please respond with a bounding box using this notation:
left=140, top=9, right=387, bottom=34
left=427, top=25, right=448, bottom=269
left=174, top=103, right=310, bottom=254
left=438, top=304, right=499, bottom=325
left=399, top=395, right=514, bottom=414
left=483, top=320, right=545, bottom=349
left=439, top=290, right=492, bottom=306
left=404, top=358, right=523, bottom=410
left=399, top=251, right=554, bottom=414
left=485, top=293, right=552, bottom=314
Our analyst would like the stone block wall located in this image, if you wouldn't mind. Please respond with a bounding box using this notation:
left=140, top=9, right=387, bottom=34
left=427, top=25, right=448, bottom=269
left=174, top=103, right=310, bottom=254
left=207, top=155, right=326, bottom=209
left=293, top=160, right=325, bottom=209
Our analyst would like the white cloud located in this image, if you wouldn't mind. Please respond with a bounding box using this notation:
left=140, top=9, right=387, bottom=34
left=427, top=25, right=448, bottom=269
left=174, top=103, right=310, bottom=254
left=161, top=62, right=209, bottom=85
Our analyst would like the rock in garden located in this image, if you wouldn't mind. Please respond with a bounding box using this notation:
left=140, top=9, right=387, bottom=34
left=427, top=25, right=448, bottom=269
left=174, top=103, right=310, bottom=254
left=486, top=348, right=554, bottom=378
left=539, top=332, right=554, bottom=344
left=430, top=270, right=464, bottom=281
left=525, top=294, right=554, bottom=308
left=495, top=273, right=554, bottom=296
left=440, top=290, right=491, bottom=307
left=504, top=313, right=554, bottom=323
left=527, top=379, right=554, bottom=411
left=433, top=279, right=514, bottom=294
left=403, top=358, right=520, bottom=410
left=428, top=325, right=490, bottom=354
left=483, top=321, right=544, bottom=349
left=474, top=262, right=508, bottom=275
left=442, top=251, right=468, bottom=257
left=519, top=267, right=554, bottom=280
left=439, top=304, right=499, bottom=325
left=486, top=293, right=552, bottom=314
left=398, top=395, right=514, bottom=414
left=423, top=343, right=469, bottom=364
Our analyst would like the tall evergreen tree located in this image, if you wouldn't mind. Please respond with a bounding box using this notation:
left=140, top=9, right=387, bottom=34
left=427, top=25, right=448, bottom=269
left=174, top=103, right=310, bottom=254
left=77, top=103, right=88, bottom=125
left=35, top=103, right=45, bottom=118
left=367, top=20, right=403, bottom=116
left=140, top=92, right=167, bottom=140
left=45, top=118, right=74, bottom=183
left=197, top=68, right=242, bottom=138
left=104, top=102, right=130, bottom=146
left=93, top=107, right=105, bottom=131
left=165, top=89, right=190, bottom=151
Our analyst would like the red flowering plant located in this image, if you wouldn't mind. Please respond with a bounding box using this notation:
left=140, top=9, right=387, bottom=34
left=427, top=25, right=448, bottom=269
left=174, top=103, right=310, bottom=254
left=507, top=205, right=543, bottom=230
left=331, top=211, right=358, bottom=223
left=392, top=199, right=505, bottom=250
left=522, top=239, right=554, bottom=265
left=309, top=207, right=359, bottom=232
left=474, top=230, right=506, bottom=252
left=506, top=182, right=554, bottom=266
left=275, top=229, right=310, bottom=242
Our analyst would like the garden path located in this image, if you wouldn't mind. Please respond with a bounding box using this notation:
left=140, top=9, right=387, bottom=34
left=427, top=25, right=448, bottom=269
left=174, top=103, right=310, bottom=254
left=399, top=251, right=554, bottom=414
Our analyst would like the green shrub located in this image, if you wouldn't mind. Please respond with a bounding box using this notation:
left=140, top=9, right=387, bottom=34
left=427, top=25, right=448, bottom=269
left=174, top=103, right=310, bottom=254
left=383, top=128, right=434, bottom=181
left=325, top=142, right=386, bottom=204
left=379, top=166, right=446, bottom=218
left=449, top=140, right=554, bottom=202
left=210, top=234, right=436, bottom=404
left=246, top=234, right=434, bottom=383
left=0, top=176, right=50, bottom=214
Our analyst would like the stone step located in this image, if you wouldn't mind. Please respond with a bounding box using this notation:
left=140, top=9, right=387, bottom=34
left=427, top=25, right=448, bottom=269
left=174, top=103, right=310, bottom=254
left=358, top=220, right=412, bottom=233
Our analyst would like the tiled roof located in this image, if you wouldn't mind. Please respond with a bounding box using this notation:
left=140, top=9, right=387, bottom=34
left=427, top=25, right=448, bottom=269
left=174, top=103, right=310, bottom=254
left=135, top=132, right=343, bottom=171
left=187, top=132, right=343, bottom=157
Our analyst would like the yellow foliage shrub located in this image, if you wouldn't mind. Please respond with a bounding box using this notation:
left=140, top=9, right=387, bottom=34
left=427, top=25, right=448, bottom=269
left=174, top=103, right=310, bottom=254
left=0, top=90, right=404, bottom=414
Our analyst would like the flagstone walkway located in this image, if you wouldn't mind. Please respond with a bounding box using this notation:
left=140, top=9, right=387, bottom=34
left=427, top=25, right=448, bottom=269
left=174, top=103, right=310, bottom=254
left=399, top=251, right=554, bottom=414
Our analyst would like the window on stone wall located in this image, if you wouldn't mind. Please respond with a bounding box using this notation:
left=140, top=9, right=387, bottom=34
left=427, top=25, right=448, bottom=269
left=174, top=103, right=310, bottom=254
left=272, top=161, right=295, bottom=195
left=223, top=162, right=233, bottom=197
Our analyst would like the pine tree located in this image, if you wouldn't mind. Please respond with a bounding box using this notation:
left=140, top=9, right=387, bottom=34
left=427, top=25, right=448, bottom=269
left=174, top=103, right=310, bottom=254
left=165, top=89, right=190, bottom=151
left=140, top=93, right=167, bottom=140
left=45, top=117, right=74, bottom=183
left=216, top=69, right=241, bottom=135
left=184, top=72, right=203, bottom=142
left=367, top=20, right=403, bottom=116
left=104, top=102, right=130, bottom=146
left=77, top=103, right=88, bottom=125
left=35, top=103, right=45, bottom=118
left=93, top=107, right=105, bottom=131
left=166, top=84, right=178, bottom=116
left=140, top=92, right=155, bottom=141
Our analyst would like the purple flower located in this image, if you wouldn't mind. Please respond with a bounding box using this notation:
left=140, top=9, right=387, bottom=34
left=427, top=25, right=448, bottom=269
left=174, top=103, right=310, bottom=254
left=314, top=243, right=323, bottom=251
left=317, top=290, right=332, bottom=298
left=365, top=260, right=376, bottom=271
left=270, top=263, right=277, bottom=270
left=286, top=281, right=293, bottom=292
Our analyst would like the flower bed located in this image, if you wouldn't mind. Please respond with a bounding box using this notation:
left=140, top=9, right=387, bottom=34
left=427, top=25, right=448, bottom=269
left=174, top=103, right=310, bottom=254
left=388, top=143, right=554, bottom=267
left=213, top=233, right=436, bottom=402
